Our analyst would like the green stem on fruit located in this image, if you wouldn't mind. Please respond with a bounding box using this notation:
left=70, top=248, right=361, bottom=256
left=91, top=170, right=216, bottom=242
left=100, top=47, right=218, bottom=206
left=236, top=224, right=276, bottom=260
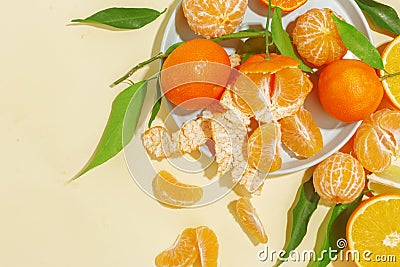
left=380, top=70, right=400, bottom=81
left=110, top=30, right=266, bottom=87
left=265, top=0, right=273, bottom=59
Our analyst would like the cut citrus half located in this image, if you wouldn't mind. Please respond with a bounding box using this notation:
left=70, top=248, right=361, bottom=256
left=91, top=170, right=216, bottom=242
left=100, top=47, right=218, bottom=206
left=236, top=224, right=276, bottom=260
left=152, top=170, right=203, bottom=207
left=313, top=152, right=365, bottom=204
left=182, top=0, right=248, bottom=38
left=196, top=226, right=219, bottom=267
left=280, top=108, right=323, bottom=158
left=247, top=122, right=281, bottom=173
left=347, top=194, right=400, bottom=267
left=380, top=35, right=400, bottom=109
left=235, top=197, right=268, bottom=243
left=292, top=8, right=348, bottom=66
left=259, top=0, right=308, bottom=12
left=155, top=228, right=198, bottom=267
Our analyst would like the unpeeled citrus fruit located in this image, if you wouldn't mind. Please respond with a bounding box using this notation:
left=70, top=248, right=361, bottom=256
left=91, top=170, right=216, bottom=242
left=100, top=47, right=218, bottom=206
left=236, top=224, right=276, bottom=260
left=280, top=108, right=323, bottom=158
left=236, top=53, right=313, bottom=121
left=347, top=194, right=400, bottom=267
left=313, top=152, right=365, bottom=204
left=259, top=0, right=308, bottom=12
left=318, top=59, right=384, bottom=122
left=155, top=228, right=198, bottom=267
left=161, top=39, right=230, bottom=110
left=354, top=109, right=400, bottom=172
left=292, top=8, right=348, bottom=66
left=182, top=0, right=248, bottom=38
left=235, top=197, right=268, bottom=243
left=380, top=35, right=400, bottom=109
left=152, top=170, right=203, bottom=207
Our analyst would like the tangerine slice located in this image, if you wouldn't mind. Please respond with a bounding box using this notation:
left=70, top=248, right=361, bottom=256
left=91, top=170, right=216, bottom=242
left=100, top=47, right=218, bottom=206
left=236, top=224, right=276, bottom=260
left=313, top=152, right=365, bottom=204
left=196, top=226, right=219, bottom=267
left=347, top=194, right=400, bottom=267
left=247, top=122, right=281, bottom=173
left=280, top=108, right=323, bottom=158
left=152, top=170, right=203, bottom=207
left=292, top=8, right=348, bottom=66
left=155, top=228, right=198, bottom=267
left=235, top=197, right=268, bottom=243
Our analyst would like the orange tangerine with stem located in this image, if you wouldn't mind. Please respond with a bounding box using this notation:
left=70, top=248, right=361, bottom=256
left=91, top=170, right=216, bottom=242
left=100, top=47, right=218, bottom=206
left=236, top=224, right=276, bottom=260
left=161, top=39, right=230, bottom=110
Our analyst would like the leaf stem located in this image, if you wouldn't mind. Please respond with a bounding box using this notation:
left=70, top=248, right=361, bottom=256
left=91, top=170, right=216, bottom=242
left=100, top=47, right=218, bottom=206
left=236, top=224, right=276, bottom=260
left=110, top=52, right=165, bottom=87
left=109, top=30, right=266, bottom=87
left=380, top=70, right=400, bottom=81
left=265, top=0, right=272, bottom=59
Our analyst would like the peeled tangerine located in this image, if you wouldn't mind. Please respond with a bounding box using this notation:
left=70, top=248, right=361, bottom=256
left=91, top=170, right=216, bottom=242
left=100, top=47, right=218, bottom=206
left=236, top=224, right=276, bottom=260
left=354, top=109, right=400, bottom=172
left=313, top=152, right=365, bottom=204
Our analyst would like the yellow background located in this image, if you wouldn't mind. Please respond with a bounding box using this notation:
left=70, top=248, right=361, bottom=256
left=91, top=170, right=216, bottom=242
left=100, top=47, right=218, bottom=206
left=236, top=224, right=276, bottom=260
left=1, top=0, right=399, bottom=266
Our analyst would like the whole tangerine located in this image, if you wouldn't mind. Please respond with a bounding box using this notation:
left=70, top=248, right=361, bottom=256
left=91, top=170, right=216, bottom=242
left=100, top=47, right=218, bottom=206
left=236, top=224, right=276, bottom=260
left=318, top=59, right=383, bottom=122
left=161, top=39, right=230, bottom=110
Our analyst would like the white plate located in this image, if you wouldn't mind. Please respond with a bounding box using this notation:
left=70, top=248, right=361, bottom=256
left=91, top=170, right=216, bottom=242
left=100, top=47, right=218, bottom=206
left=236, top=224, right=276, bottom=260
left=160, top=0, right=372, bottom=176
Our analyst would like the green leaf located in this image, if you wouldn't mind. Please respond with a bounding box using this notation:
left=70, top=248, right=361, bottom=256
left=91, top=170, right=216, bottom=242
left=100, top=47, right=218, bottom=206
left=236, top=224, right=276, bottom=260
left=148, top=81, right=162, bottom=128
left=71, top=7, right=166, bottom=30
left=309, top=194, right=364, bottom=267
left=71, top=81, right=147, bottom=180
left=271, top=7, right=313, bottom=73
left=355, top=0, right=400, bottom=35
left=332, top=13, right=384, bottom=70
left=277, top=175, right=320, bottom=266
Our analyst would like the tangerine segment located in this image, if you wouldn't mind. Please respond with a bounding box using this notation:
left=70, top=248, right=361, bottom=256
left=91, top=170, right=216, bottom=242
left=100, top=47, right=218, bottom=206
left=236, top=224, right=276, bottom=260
left=155, top=228, right=198, bottom=267
left=292, top=8, right=347, bottom=66
left=235, top=198, right=268, bottom=243
left=152, top=170, right=203, bottom=207
left=247, top=123, right=281, bottom=173
left=196, top=226, right=219, bottom=267
left=380, top=35, right=400, bottom=109
left=280, top=108, right=323, bottom=158
left=259, top=0, right=308, bottom=12
left=182, top=0, right=248, bottom=38
left=346, top=194, right=400, bottom=267
left=313, top=152, right=365, bottom=204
